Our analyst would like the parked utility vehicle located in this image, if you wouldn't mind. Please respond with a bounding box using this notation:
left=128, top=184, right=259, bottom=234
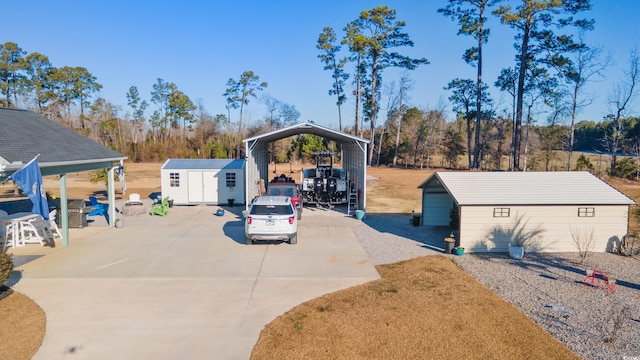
left=266, top=182, right=303, bottom=219
left=245, top=196, right=298, bottom=245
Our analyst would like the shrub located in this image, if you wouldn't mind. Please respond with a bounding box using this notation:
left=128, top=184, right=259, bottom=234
left=613, top=157, right=637, bottom=179
left=574, top=154, right=594, bottom=172
left=0, top=253, right=14, bottom=286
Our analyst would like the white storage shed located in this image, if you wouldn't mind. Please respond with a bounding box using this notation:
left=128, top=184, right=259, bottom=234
left=160, top=159, right=246, bottom=206
left=418, top=171, right=635, bottom=253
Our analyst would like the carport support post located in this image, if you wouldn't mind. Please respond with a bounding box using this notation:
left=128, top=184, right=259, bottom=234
left=60, top=173, right=69, bottom=247
left=108, top=166, right=116, bottom=227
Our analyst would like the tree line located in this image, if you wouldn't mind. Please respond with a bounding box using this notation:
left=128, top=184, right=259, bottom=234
left=1, top=1, right=639, bottom=178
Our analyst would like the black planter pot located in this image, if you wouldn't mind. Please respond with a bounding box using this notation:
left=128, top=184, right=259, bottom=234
left=444, top=240, right=455, bottom=254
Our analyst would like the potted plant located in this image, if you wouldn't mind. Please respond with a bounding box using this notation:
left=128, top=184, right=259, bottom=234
left=506, top=214, right=544, bottom=259
left=508, top=240, right=525, bottom=260
left=452, top=246, right=465, bottom=256
left=444, top=237, right=455, bottom=254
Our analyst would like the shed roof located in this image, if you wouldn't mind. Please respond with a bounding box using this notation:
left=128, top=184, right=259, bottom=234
left=419, top=171, right=635, bottom=206
left=161, top=158, right=246, bottom=170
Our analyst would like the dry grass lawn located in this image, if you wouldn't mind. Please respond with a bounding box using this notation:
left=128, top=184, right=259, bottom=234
left=0, top=289, right=46, bottom=360
left=251, top=256, right=579, bottom=360
left=1, top=160, right=638, bottom=359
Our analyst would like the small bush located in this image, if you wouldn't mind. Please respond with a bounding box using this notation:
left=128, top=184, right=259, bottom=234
left=0, top=253, right=14, bottom=286
left=613, top=158, right=637, bottom=179
left=574, top=154, right=594, bottom=172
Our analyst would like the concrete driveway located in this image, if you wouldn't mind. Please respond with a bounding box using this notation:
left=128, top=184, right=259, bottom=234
left=10, top=204, right=379, bottom=360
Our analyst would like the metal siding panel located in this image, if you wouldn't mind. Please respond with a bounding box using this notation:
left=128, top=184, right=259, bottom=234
left=460, top=205, right=629, bottom=253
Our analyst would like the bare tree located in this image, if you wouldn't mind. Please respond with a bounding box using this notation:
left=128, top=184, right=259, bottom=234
left=562, top=35, right=610, bottom=170
left=605, top=49, right=639, bottom=176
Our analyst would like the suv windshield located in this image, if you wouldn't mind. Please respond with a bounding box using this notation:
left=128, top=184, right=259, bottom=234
left=250, top=204, right=293, bottom=215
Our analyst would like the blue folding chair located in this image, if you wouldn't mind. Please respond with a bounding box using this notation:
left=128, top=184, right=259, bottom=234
left=88, top=196, right=109, bottom=217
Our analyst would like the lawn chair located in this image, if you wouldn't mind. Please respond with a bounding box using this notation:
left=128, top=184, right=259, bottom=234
left=126, top=193, right=142, bottom=205
left=150, top=197, right=169, bottom=216
left=48, top=209, right=62, bottom=239
left=88, top=196, right=109, bottom=217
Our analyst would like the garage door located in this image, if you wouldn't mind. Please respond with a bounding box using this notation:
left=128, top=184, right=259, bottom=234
left=422, top=193, right=453, bottom=226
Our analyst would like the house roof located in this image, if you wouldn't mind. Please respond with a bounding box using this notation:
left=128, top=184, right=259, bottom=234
left=419, top=171, right=635, bottom=206
left=161, top=158, right=246, bottom=170
left=0, top=107, right=126, bottom=178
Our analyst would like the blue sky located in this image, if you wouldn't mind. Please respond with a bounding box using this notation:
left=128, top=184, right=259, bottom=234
left=5, top=0, right=640, bottom=129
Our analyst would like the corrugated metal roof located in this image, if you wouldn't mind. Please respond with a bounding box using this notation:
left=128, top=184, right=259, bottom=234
left=161, top=158, right=246, bottom=170
left=420, top=171, right=635, bottom=206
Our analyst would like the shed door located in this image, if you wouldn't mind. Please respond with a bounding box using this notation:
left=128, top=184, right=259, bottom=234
left=202, top=171, right=218, bottom=203
left=188, top=171, right=219, bottom=203
left=188, top=172, right=204, bottom=202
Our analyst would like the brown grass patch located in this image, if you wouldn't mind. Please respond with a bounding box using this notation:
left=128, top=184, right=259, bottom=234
left=250, top=256, right=579, bottom=360
left=0, top=289, right=46, bottom=360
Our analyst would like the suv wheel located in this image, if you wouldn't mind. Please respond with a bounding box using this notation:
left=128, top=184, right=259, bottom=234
left=245, top=236, right=253, bottom=245
left=289, top=234, right=297, bottom=245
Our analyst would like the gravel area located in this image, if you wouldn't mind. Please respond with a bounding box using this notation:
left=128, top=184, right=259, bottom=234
left=347, top=211, right=640, bottom=360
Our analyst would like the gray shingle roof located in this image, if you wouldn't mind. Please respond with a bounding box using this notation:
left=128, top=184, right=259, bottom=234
left=420, top=171, right=635, bottom=206
left=0, top=107, right=125, bottom=166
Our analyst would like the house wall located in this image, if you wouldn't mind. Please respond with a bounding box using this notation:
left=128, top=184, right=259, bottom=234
left=459, top=205, right=629, bottom=253
left=161, top=169, right=245, bottom=205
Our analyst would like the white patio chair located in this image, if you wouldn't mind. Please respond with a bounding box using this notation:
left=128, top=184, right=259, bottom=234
left=49, top=209, right=62, bottom=239
left=126, top=193, right=142, bottom=205
left=2, top=221, right=21, bottom=252
left=19, top=216, right=54, bottom=246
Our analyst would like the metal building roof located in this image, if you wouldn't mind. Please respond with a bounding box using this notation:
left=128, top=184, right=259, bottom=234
left=419, top=171, right=635, bottom=206
left=161, top=158, right=246, bottom=170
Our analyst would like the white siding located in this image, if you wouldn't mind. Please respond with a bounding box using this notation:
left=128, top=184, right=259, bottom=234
left=218, top=169, right=244, bottom=205
left=460, top=205, right=629, bottom=253
left=161, top=169, right=189, bottom=204
left=422, top=193, right=453, bottom=226
left=161, top=168, right=245, bottom=205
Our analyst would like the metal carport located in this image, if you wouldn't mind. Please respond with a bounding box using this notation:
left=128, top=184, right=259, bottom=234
left=243, top=122, right=369, bottom=210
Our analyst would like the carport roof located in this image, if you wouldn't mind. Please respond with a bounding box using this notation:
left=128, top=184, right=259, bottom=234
left=243, top=122, right=370, bottom=144
left=419, top=171, right=636, bottom=206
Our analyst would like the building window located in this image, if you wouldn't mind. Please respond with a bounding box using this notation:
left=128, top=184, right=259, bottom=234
left=578, top=207, right=595, bottom=217
left=493, top=208, right=510, bottom=217
left=170, top=172, right=180, bottom=187
left=226, top=172, right=236, bottom=188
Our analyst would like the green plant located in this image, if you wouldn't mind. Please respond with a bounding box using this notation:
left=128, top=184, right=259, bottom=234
left=0, top=253, right=14, bottom=286
left=574, top=154, right=594, bottom=172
